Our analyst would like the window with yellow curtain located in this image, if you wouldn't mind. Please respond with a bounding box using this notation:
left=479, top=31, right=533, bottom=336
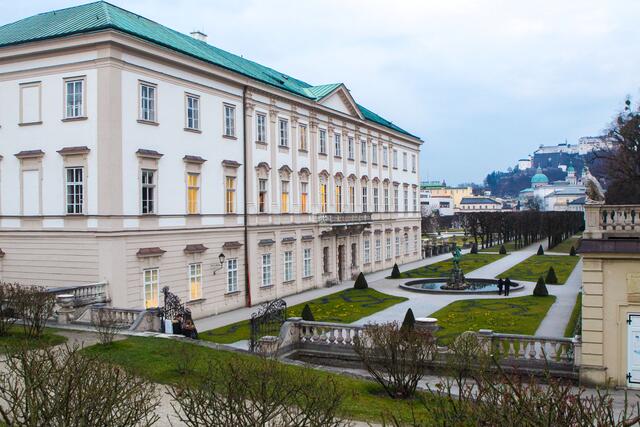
left=281, top=180, right=289, bottom=213
left=143, top=268, right=159, bottom=309
left=300, top=182, right=308, bottom=213
left=335, top=184, right=342, bottom=213
left=320, top=183, right=327, bottom=213
left=225, top=176, right=236, bottom=213
left=188, top=263, right=202, bottom=300
left=187, top=173, right=199, bottom=214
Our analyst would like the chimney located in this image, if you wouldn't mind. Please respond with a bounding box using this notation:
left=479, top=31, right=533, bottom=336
left=190, top=31, right=208, bottom=42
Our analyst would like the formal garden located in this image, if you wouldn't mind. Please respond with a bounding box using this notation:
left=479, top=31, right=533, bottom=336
left=498, top=254, right=580, bottom=284
left=390, top=253, right=504, bottom=279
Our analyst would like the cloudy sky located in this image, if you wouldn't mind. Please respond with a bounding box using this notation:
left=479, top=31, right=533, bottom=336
left=2, top=1, right=638, bottom=184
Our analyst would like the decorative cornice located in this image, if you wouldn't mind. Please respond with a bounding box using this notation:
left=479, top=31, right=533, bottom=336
left=301, top=235, right=315, bottom=241
left=57, top=146, right=90, bottom=156
left=223, top=241, right=243, bottom=250
left=15, top=149, right=44, bottom=159
left=184, top=244, right=208, bottom=254
left=258, top=239, right=275, bottom=247
left=222, top=160, right=241, bottom=168
left=183, top=155, right=207, bottom=164
left=136, top=247, right=166, bottom=258
left=136, top=149, right=163, bottom=159
left=281, top=237, right=296, bottom=243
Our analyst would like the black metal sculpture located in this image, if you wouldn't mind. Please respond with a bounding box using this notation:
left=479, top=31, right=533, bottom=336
left=249, top=298, right=287, bottom=352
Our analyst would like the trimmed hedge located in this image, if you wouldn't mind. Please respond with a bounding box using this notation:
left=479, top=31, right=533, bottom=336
left=499, top=244, right=507, bottom=255
left=533, top=277, right=549, bottom=297
left=391, top=263, right=401, bottom=279
left=354, top=272, right=368, bottom=289
left=537, top=245, right=545, bottom=256
left=545, top=266, right=558, bottom=284
left=301, top=304, right=315, bottom=321
left=401, top=308, right=416, bottom=332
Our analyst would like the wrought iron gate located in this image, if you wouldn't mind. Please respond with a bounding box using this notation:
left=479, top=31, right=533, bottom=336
left=160, top=286, right=192, bottom=321
left=249, top=298, right=287, bottom=352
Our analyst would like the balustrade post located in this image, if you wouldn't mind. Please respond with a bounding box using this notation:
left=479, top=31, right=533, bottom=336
left=572, top=335, right=582, bottom=368
left=477, top=329, right=494, bottom=354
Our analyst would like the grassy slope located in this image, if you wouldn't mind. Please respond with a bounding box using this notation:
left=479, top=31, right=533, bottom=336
left=429, top=296, right=556, bottom=345
left=394, top=253, right=505, bottom=279
left=0, top=326, right=67, bottom=352
left=497, top=255, right=580, bottom=284
left=550, top=235, right=582, bottom=254
left=564, top=293, right=582, bottom=337
left=201, top=288, right=407, bottom=344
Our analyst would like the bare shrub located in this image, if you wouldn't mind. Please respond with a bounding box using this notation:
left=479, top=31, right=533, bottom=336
left=0, top=344, right=160, bottom=426
left=353, top=322, right=436, bottom=399
left=0, top=282, right=19, bottom=336
left=13, top=285, right=55, bottom=338
left=171, top=339, right=200, bottom=376
left=168, top=356, right=349, bottom=427
left=91, top=308, right=123, bottom=345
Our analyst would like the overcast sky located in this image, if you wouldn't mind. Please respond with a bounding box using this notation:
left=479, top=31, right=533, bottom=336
left=2, top=1, right=639, bottom=185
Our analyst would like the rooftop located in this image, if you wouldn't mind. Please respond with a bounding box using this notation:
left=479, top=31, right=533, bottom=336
left=0, top=1, right=419, bottom=139
left=460, top=197, right=500, bottom=205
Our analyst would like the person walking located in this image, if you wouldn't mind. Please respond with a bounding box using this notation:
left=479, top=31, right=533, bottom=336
left=497, top=278, right=504, bottom=295
left=504, top=278, right=512, bottom=296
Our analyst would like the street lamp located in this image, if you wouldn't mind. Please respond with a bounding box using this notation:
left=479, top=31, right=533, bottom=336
left=213, top=253, right=226, bottom=275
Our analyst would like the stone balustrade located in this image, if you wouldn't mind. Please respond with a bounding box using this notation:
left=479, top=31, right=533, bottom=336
left=317, top=213, right=372, bottom=225
left=298, top=321, right=364, bottom=346
left=48, top=281, right=109, bottom=306
left=90, top=307, right=142, bottom=327
left=585, top=204, right=639, bottom=239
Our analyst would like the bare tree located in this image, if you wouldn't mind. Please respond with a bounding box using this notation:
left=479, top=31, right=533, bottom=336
left=91, top=308, right=124, bottom=345
left=13, top=285, right=55, bottom=338
left=0, top=282, right=19, bottom=336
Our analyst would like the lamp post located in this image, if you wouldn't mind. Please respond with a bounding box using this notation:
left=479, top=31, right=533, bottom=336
left=213, top=253, right=226, bottom=275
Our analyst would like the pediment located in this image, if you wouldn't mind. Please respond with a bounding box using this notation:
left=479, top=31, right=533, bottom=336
left=318, top=85, right=364, bottom=119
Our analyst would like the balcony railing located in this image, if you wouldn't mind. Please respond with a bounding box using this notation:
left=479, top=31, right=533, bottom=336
left=585, top=204, right=640, bottom=239
left=317, top=213, right=372, bottom=225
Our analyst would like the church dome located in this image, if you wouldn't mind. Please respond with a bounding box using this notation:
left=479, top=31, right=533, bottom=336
left=531, top=168, right=549, bottom=185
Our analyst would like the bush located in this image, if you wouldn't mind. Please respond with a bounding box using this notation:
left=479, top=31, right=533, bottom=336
left=0, top=282, right=19, bottom=337
left=537, top=245, right=545, bottom=256
left=354, top=321, right=436, bottom=399
left=171, top=340, right=200, bottom=376
left=570, top=246, right=577, bottom=256
left=91, top=308, right=123, bottom=346
left=401, top=308, right=416, bottom=333
left=391, top=263, right=401, bottom=278
left=14, top=285, right=55, bottom=338
left=354, top=272, right=368, bottom=289
left=499, top=244, right=507, bottom=255
left=533, top=277, right=549, bottom=297
left=470, top=243, right=478, bottom=254
left=545, top=266, right=558, bottom=284
left=301, top=304, right=315, bottom=321
left=168, top=357, right=347, bottom=427
left=0, top=344, right=160, bottom=426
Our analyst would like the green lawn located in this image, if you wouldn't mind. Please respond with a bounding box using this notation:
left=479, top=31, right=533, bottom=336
left=564, top=293, right=582, bottom=337
left=84, top=336, right=440, bottom=424
left=393, top=253, right=505, bottom=279
left=497, top=255, right=580, bottom=284
left=0, top=326, right=67, bottom=352
left=200, top=288, right=407, bottom=344
left=550, top=234, right=582, bottom=254
left=429, top=296, right=557, bottom=345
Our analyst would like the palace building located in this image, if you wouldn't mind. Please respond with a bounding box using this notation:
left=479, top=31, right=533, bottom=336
left=0, top=2, right=422, bottom=318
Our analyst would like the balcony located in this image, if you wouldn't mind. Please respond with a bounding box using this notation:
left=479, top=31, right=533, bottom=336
left=317, top=213, right=372, bottom=226
left=582, top=204, right=640, bottom=254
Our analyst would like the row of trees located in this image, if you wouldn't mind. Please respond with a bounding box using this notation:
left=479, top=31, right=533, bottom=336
left=459, top=211, right=583, bottom=250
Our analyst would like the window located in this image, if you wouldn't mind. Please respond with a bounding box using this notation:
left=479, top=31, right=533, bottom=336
left=362, top=186, right=368, bottom=212
left=372, top=143, right=378, bottom=164
left=404, top=189, right=409, bottom=212
left=383, top=146, right=389, bottom=166
left=20, top=82, right=41, bottom=124
left=188, top=263, right=202, bottom=300
left=320, top=183, right=328, bottom=213
left=335, top=184, right=342, bottom=213
left=403, top=152, right=408, bottom=171
left=261, top=254, right=272, bottom=287
left=394, top=187, right=399, bottom=212
left=334, top=134, right=342, bottom=157
left=300, top=182, right=308, bottom=213
left=323, top=247, right=330, bottom=274
left=351, top=243, right=357, bottom=267
left=256, top=112, right=267, bottom=143
left=414, top=234, right=419, bottom=252
left=65, top=167, right=83, bottom=214
left=141, top=169, right=156, bottom=214
left=64, top=79, right=84, bottom=118
left=187, top=173, right=200, bottom=214
left=384, top=188, right=389, bottom=212
left=412, top=154, right=417, bottom=173
left=283, top=251, right=294, bottom=281
left=413, top=189, right=418, bottom=211
left=281, top=180, right=289, bottom=213
left=227, top=258, right=238, bottom=293
left=143, top=268, right=159, bottom=308
left=349, top=185, right=355, bottom=212
left=375, top=239, right=382, bottom=262
left=225, top=176, right=236, bottom=213
left=303, top=248, right=312, bottom=278
left=395, top=236, right=400, bottom=256
left=373, top=188, right=379, bottom=212
left=299, top=124, right=308, bottom=150
left=224, top=104, right=236, bottom=137
left=404, top=233, right=410, bottom=255
left=386, top=237, right=392, bottom=259
left=258, top=178, right=268, bottom=213
left=279, top=118, right=289, bottom=147
left=360, top=140, right=367, bottom=161
left=363, top=240, right=370, bottom=264
left=393, top=149, right=398, bottom=169
left=139, top=83, right=156, bottom=122
left=348, top=137, right=354, bottom=159
left=186, top=94, right=200, bottom=130
left=319, top=129, right=327, bottom=154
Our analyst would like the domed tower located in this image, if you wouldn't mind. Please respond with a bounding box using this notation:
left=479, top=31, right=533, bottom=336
left=531, top=167, right=549, bottom=188
left=566, top=163, right=577, bottom=185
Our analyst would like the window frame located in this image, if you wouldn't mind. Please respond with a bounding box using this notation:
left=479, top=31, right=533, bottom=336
left=319, top=129, right=327, bottom=154
left=143, top=268, right=159, bottom=309
left=278, top=118, right=289, bottom=147
left=185, top=93, right=200, bottom=131
left=261, top=253, right=272, bottom=287
left=334, top=133, right=342, bottom=157
left=223, top=103, right=236, bottom=137
left=63, top=77, right=85, bottom=119
left=299, top=123, right=308, bottom=151
left=283, top=250, right=294, bottom=282
left=138, top=81, right=157, bottom=123
left=187, top=172, right=200, bottom=214
left=256, top=112, right=267, bottom=143
left=188, top=263, right=203, bottom=301
left=141, top=169, right=156, bottom=215
left=226, top=258, right=238, bottom=293
left=65, top=166, right=84, bottom=215
left=303, top=248, right=312, bottom=278
left=225, top=176, right=236, bottom=214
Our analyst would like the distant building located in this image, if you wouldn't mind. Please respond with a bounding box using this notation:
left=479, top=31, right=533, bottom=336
left=518, top=157, right=532, bottom=170
left=420, top=191, right=454, bottom=216
left=457, top=197, right=502, bottom=212
left=519, top=166, right=586, bottom=212
left=420, top=181, right=473, bottom=210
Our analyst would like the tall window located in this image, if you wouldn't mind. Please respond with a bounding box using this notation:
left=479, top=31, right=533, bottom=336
left=351, top=243, right=357, bottom=267
left=405, top=233, right=410, bottom=255
left=141, top=169, right=155, bottom=214
left=300, top=182, right=308, bottom=213
left=412, top=154, right=417, bottom=173
left=281, top=180, right=290, bottom=213
left=224, top=104, right=236, bottom=137
left=258, top=178, right=267, bottom=213
left=413, top=189, right=418, bottom=211
left=386, top=237, right=392, bottom=259
left=186, top=94, right=200, bottom=130
left=227, top=258, right=238, bottom=292
left=360, top=140, right=367, bottom=161
left=279, top=118, right=289, bottom=147
left=335, top=184, right=342, bottom=213
left=261, top=254, right=272, bottom=287
left=384, top=188, right=389, bottom=212
left=393, top=149, right=398, bottom=169
left=256, top=113, right=267, bottom=143
left=334, top=134, right=342, bottom=157
left=383, top=146, right=389, bottom=166
left=404, top=189, right=409, bottom=212
left=320, top=183, right=328, bottom=213
left=139, top=83, right=156, bottom=122
left=373, top=188, right=379, bottom=213
left=64, top=79, right=83, bottom=118
left=363, top=240, right=370, bottom=264
left=143, top=268, right=159, bottom=308
left=283, top=251, right=294, bottom=281
left=187, top=173, right=199, bottom=214
left=395, top=236, right=400, bottom=256
left=414, top=234, right=419, bottom=252
left=348, top=137, right=354, bottom=159
left=403, top=152, right=408, bottom=171
left=65, top=167, right=83, bottom=214
left=319, top=129, right=327, bottom=154
left=188, top=263, right=202, bottom=300
left=375, top=239, right=382, bottom=262
left=323, top=247, right=330, bottom=274
left=349, top=184, right=355, bottom=212
left=303, top=248, right=312, bottom=277
left=299, top=124, right=307, bottom=150
left=225, top=176, right=236, bottom=213
left=372, top=143, right=378, bottom=164
left=362, top=186, right=368, bottom=212
left=394, top=187, right=399, bottom=212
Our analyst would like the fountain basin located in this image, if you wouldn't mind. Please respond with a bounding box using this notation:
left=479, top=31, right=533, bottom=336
left=400, top=278, right=523, bottom=294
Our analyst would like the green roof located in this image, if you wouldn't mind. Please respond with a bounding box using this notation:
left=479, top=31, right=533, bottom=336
left=0, top=1, right=419, bottom=139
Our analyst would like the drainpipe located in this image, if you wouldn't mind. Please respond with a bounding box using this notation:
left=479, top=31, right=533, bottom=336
left=243, top=85, right=252, bottom=307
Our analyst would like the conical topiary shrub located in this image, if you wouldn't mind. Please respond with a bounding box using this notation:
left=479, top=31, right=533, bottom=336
left=569, top=246, right=577, bottom=256
left=301, top=304, right=315, bottom=321
left=537, top=245, right=545, bottom=256
left=391, top=263, right=401, bottom=278
left=545, top=266, right=558, bottom=284
left=354, top=272, right=368, bottom=289
left=401, top=308, right=416, bottom=333
left=471, top=243, right=478, bottom=254
left=533, top=277, right=549, bottom=297
left=499, top=244, right=507, bottom=255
